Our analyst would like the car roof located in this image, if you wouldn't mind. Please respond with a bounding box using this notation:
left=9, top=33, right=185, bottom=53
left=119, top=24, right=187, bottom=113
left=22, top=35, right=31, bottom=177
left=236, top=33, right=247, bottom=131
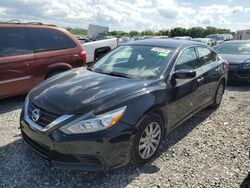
left=127, top=39, right=200, bottom=49
left=222, top=40, right=250, bottom=44
left=0, top=23, right=58, bottom=29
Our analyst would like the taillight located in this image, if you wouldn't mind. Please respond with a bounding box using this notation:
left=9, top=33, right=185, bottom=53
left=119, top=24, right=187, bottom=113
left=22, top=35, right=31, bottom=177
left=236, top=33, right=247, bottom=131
left=80, top=50, right=87, bottom=63
left=224, top=60, right=229, bottom=69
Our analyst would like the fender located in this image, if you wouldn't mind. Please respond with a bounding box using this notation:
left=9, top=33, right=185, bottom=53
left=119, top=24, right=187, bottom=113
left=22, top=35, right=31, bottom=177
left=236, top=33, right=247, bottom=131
left=48, top=62, right=72, bottom=71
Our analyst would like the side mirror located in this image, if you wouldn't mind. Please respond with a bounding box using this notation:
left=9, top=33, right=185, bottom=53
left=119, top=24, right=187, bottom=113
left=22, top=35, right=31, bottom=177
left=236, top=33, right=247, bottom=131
left=173, top=69, right=196, bottom=79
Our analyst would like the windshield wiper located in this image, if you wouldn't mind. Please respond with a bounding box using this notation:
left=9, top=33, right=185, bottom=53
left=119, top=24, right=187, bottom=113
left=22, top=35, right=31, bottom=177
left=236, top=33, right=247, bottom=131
left=86, top=66, right=92, bottom=71
left=101, top=71, right=131, bottom=78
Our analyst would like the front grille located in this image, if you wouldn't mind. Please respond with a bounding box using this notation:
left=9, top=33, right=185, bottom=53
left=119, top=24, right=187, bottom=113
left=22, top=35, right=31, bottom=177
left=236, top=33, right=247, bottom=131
left=28, top=102, right=60, bottom=128
left=75, top=156, right=104, bottom=167
left=22, top=131, right=50, bottom=158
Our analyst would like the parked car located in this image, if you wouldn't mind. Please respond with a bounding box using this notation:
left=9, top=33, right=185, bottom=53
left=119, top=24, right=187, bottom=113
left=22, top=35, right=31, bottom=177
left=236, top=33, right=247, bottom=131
left=206, top=34, right=233, bottom=44
left=0, top=22, right=86, bottom=99
left=78, top=24, right=119, bottom=63
left=191, top=38, right=217, bottom=46
left=215, top=40, right=250, bottom=83
left=20, top=39, right=228, bottom=171
left=79, top=38, right=119, bottom=63
left=174, top=36, right=192, bottom=40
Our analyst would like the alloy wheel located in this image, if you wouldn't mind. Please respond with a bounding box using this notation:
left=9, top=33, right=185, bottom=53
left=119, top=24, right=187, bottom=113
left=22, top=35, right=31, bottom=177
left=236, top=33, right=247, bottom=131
left=216, top=83, right=224, bottom=105
left=138, top=122, right=161, bottom=159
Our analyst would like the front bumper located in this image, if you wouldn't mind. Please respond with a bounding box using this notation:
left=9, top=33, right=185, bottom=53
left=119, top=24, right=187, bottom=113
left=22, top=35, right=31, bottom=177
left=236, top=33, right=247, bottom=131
left=228, top=65, right=250, bottom=83
left=20, top=112, right=137, bottom=171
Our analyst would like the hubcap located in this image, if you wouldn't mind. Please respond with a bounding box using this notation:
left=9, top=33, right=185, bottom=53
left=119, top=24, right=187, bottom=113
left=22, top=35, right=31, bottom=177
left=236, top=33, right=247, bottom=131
left=138, top=122, right=161, bottom=159
left=216, top=84, right=224, bottom=104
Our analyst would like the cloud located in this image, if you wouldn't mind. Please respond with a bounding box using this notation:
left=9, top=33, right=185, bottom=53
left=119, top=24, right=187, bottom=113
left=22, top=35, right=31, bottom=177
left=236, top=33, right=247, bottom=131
left=197, top=15, right=213, bottom=25
left=0, top=0, right=248, bottom=31
left=198, top=4, right=244, bottom=16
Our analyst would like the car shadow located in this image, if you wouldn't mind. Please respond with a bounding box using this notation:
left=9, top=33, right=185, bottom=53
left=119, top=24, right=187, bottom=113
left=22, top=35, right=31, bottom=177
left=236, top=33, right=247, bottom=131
left=226, top=82, right=250, bottom=92
left=240, top=172, right=250, bottom=188
left=0, top=95, right=25, bottom=115
left=0, top=107, right=215, bottom=187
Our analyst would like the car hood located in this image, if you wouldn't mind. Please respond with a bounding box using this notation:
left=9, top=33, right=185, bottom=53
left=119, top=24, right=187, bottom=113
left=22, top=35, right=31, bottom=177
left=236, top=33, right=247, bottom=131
left=219, top=54, right=250, bottom=64
left=29, top=68, right=151, bottom=115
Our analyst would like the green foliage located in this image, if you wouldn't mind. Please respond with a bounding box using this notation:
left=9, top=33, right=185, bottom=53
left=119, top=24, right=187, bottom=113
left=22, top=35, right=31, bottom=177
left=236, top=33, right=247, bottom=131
left=169, top=26, right=233, bottom=38
left=156, top=29, right=170, bottom=36
left=141, top=30, right=155, bottom=36
left=66, top=28, right=87, bottom=36
left=129, top=30, right=139, bottom=37
left=67, top=26, right=234, bottom=38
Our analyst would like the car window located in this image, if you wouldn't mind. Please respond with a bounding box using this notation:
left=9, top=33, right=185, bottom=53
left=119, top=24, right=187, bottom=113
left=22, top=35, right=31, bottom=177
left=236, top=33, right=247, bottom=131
left=196, top=46, right=216, bottom=67
left=0, top=28, right=33, bottom=57
left=175, top=47, right=197, bottom=70
left=28, top=28, right=76, bottom=52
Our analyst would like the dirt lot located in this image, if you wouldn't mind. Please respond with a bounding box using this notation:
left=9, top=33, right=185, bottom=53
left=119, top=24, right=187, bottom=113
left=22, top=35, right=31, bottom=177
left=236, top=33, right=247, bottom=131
left=0, top=85, right=249, bottom=188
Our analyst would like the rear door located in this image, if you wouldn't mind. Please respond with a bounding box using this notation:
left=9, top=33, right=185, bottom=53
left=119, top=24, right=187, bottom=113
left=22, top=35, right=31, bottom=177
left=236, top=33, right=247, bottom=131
left=27, top=27, right=79, bottom=87
left=0, top=27, right=35, bottom=98
left=195, top=46, right=223, bottom=106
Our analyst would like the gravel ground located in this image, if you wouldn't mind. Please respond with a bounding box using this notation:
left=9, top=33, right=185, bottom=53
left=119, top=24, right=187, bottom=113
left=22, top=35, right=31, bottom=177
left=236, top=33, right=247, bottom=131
left=0, top=85, right=249, bottom=188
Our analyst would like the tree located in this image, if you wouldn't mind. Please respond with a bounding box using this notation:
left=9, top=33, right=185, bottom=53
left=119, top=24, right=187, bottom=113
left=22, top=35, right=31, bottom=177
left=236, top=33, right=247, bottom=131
left=129, top=31, right=139, bottom=37
left=141, top=30, right=155, bottom=36
left=189, top=27, right=205, bottom=38
left=156, top=29, right=170, bottom=36
left=169, top=27, right=189, bottom=37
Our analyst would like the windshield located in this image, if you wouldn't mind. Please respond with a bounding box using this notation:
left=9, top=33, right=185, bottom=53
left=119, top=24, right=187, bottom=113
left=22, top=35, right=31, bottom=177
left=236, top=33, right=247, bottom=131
left=216, top=43, right=250, bottom=55
left=91, top=45, right=175, bottom=79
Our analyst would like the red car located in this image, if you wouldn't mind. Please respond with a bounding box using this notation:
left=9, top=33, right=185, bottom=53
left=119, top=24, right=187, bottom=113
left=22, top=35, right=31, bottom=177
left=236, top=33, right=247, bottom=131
left=0, top=22, right=86, bottom=99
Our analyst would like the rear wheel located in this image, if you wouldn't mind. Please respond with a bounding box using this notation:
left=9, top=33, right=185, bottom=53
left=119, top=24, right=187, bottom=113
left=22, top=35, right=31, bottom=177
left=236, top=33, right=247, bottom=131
left=211, top=81, right=224, bottom=108
left=131, top=113, right=163, bottom=164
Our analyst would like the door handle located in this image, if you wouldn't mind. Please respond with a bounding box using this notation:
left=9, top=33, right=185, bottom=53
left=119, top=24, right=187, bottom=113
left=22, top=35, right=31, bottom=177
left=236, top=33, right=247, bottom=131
left=215, top=67, right=221, bottom=72
left=197, top=77, right=204, bottom=82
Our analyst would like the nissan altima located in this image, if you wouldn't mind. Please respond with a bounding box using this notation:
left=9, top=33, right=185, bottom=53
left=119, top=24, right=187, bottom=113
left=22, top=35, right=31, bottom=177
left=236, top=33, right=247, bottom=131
left=216, top=40, right=250, bottom=83
left=20, top=39, right=228, bottom=171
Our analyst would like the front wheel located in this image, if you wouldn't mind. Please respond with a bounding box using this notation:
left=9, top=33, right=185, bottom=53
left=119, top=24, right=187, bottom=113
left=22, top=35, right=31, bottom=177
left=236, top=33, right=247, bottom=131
left=131, top=113, right=163, bottom=164
left=210, top=81, right=225, bottom=109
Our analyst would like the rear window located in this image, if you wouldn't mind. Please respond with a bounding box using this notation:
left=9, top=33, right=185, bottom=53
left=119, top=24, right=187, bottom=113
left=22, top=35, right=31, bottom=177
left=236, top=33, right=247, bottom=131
left=28, top=28, right=76, bottom=52
left=0, top=27, right=33, bottom=57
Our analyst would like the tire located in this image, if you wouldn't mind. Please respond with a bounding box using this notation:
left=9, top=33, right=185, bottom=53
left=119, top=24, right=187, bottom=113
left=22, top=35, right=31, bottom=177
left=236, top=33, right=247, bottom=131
left=210, top=80, right=225, bottom=109
left=131, top=113, right=164, bottom=164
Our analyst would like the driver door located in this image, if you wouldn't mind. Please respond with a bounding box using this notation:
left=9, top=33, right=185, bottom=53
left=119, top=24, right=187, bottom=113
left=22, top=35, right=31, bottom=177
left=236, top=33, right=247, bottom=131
left=166, top=47, right=204, bottom=128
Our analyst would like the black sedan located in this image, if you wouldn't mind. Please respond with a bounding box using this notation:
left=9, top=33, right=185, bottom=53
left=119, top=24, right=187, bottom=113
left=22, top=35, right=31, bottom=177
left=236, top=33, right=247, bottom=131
left=216, top=40, right=250, bottom=83
left=20, top=39, right=228, bottom=171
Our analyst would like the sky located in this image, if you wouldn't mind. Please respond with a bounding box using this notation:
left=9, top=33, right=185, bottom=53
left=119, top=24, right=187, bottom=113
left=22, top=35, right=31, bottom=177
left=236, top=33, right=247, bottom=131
left=0, top=0, right=249, bottom=32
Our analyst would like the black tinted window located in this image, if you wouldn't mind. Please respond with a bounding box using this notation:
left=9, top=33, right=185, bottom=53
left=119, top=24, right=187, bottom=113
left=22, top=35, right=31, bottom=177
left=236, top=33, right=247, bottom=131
left=197, top=47, right=216, bottom=66
left=29, top=28, right=76, bottom=52
left=0, top=28, right=33, bottom=57
left=175, top=48, right=198, bottom=70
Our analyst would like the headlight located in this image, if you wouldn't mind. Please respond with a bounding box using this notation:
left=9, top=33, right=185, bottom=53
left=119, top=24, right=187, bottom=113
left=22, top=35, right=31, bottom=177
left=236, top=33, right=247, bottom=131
left=241, top=62, right=250, bottom=69
left=60, top=106, right=127, bottom=134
